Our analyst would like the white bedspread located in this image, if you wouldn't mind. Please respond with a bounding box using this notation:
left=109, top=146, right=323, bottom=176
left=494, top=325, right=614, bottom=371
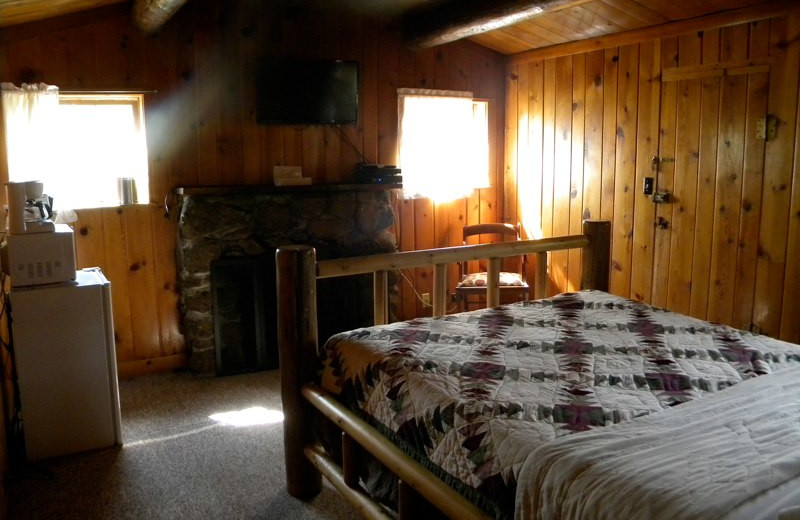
left=516, top=363, right=800, bottom=520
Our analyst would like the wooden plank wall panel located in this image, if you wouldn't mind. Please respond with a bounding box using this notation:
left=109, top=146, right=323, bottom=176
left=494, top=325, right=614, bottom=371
left=630, top=39, right=660, bottom=304
left=150, top=207, right=183, bottom=357
left=583, top=50, right=604, bottom=222
left=99, top=208, right=136, bottom=364
left=648, top=38, right=671, bottom=308
left=732, top=21, right=770, bottom=331
left=0, top=0, right=506, bottom=370
left=541, top=60, right=557, bottom=295
left=753, top=15, right=800, bottom=336
left=665, top=34, right=702, bottom=315
left=600, top=48, right=619, bottom=222
left=568, top=53, right=585, bottom=292
left=504, top=65, right=520, bottom=232
left=783, top=115, right=800, bottom=342
left=551, top=55, right=573, bottom=293
left=522, top=61, right=544, bottom=283
left=706, top=25, right=749, bottom=325
left=689, top=29, right=721, bottom=319
left=505, top=57, right=525, bottom=276
left=610, top=44, right=639, bottom=297
left=505, top=13, right=800, bottom=342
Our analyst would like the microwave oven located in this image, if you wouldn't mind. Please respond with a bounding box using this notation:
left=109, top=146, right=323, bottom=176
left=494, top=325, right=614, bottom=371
left=1, top=224, right=77, bottom=287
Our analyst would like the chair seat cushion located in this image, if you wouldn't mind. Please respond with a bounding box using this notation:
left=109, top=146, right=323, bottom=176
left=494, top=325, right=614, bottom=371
left=457, top=271, right=526, bottom=288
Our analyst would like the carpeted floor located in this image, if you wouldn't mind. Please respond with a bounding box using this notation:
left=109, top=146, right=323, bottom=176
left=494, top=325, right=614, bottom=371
left=6, top=369, right=358, bottom=519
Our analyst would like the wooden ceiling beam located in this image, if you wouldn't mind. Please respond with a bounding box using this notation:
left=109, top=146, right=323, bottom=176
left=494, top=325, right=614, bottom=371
left=132, top=0, right=189, bottom=32
left=402, top=0, right=591, bottom=50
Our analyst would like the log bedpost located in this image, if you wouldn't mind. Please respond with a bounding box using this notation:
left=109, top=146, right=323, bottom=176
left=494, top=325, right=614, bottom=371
left=534, top=252, right=548, bottom=299
left=581, top=220, right=611, bottom=291
left=432, top=263, right=448, bottom=317
left=276, top=245, right=322, bottom=498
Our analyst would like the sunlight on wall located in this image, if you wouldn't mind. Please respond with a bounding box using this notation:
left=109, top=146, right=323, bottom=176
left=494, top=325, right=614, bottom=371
left=515, top=112, right=544, bottom=240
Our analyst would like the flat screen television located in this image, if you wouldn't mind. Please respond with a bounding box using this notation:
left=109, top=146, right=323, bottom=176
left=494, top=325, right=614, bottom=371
left=257, top=59, right=359, bottom=125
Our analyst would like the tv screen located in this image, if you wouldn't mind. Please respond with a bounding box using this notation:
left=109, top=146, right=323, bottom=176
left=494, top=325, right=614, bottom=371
left=257, top=59, right=359, bottom=125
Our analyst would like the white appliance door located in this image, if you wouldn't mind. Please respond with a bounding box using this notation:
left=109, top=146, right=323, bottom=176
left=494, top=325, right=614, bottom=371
left=11, top=269, right=121, bottom=461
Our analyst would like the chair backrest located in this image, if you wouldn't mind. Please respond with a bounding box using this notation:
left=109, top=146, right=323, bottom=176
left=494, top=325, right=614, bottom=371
left=460, top=222, right=526, bottom=279
left=462, top=222, right=520, bottom=244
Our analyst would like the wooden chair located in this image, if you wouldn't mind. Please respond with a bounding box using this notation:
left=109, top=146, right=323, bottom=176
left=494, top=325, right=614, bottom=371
left=454, top=223, right=529, bottom=311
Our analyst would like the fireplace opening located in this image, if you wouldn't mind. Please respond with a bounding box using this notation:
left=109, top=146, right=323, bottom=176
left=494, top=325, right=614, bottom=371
left=210, top=253, right=377, bottom=377
left=211, top=255, right=277, bottom=376
left=317, top=274, right=375, bottom=347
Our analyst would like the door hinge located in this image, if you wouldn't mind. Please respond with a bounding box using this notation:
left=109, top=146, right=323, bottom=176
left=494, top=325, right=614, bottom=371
left=756, top=114, right=778, bottom=141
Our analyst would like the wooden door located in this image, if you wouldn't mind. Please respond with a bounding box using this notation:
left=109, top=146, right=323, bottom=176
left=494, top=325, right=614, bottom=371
left=649, top=61, right=769, bottom=328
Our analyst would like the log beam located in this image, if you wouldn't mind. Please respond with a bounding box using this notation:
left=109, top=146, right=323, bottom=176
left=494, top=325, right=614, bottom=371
left=402, top=0, right=588, bottom=50
left=132, top=0, right=189, bottom=33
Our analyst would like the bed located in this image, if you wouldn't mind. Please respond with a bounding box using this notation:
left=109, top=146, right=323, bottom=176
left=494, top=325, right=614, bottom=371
left=275, top=220, right=800, bottom=520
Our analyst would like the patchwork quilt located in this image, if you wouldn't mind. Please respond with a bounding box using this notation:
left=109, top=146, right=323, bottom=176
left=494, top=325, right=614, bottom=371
left=318, top=291, right=800, bottom=519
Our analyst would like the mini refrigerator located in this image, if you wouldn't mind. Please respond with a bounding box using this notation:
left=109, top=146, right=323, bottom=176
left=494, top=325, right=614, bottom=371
left=11, top=268, right=122, bottom=461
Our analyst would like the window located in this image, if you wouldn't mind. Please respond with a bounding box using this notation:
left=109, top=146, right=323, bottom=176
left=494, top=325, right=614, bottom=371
left=1, top=84, right=149, bottom=212
left=397, top=89, right=489, bottom=202
left=51, top=94, right=149, bottom=209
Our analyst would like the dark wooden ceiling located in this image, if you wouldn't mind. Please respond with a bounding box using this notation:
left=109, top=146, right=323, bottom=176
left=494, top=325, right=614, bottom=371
left=0, top=0, right=128, bottom=28
left=0, top=0, right=792, bottom=55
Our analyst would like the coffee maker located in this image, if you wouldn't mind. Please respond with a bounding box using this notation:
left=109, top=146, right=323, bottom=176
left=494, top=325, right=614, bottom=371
left=6, top=180, right=55, bottom=234
left=2, top=181, right=76, bottom=287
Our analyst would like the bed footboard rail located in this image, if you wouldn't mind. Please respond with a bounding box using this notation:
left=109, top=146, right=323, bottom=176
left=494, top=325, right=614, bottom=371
left=316, top=220, right=610, bottom=320
left=276, top=220, right=611, bottom=517
left=303, top=383, right=491, bottom=519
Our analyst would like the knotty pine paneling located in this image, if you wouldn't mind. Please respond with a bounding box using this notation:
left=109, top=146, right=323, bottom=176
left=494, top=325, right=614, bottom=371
left=505, top=14, right=800, bottom=343
left=470, top=0, right=773, bottom=55
left=0, top=0, right=506, bottom=372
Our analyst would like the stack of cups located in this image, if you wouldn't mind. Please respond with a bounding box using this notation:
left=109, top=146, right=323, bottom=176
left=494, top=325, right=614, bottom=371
left=117, top=177, right=137, bottom=205
left=6, top=182, right=27, bottom=235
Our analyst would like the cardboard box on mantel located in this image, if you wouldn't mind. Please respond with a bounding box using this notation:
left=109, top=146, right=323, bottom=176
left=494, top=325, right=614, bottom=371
left=273, top=166, right=311, bottom=186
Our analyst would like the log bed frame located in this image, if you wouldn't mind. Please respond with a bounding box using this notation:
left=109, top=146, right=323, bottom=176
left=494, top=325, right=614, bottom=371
left=275, top=219, right=611, bottom=520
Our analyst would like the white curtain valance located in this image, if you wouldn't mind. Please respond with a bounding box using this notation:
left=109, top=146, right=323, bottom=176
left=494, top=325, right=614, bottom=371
left=397, top=88, right=474, bottom=99
left=1, top=82, right=60, bottom=183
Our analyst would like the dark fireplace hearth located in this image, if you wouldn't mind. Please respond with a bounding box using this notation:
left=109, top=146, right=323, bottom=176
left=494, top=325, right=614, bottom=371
left=176, top=186, right=397, bottom=374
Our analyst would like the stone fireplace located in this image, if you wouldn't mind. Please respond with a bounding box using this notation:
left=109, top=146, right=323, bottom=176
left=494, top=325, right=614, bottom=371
left=176, top=186, right=397, bottom=374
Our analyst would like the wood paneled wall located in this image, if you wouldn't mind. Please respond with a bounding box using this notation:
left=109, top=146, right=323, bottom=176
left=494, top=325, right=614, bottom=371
left=505, top=14, right=800, bottom=343
left=0, top=0, right=506, bottom=372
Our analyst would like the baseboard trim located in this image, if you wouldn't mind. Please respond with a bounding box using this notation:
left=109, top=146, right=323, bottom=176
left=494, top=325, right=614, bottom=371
left=118, top=354, right=188, bottom=379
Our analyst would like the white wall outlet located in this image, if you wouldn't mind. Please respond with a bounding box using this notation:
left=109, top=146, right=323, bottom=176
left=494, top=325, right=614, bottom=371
left=421, top=292, right=431, bottom=306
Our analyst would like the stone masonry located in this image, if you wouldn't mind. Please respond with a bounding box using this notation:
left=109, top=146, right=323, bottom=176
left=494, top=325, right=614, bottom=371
left=176, top=187, right=397, bottom=374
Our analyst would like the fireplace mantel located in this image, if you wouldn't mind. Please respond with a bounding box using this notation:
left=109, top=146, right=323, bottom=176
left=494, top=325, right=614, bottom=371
left=175, top=183, right=402, bottom=196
